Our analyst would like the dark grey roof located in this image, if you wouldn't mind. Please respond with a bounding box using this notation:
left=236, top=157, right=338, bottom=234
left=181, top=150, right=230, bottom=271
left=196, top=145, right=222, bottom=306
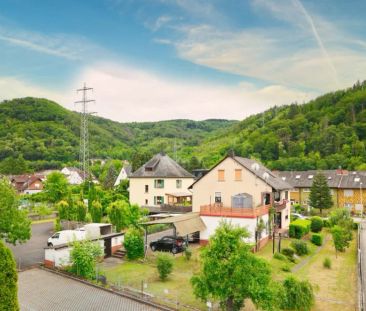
left=130, top=153, right=194, bottom=178
left=124, top=164, right=132, bottom=176
left=233, top=157, right=292, bottom=190
left=276, top=170, right=366, bottom=189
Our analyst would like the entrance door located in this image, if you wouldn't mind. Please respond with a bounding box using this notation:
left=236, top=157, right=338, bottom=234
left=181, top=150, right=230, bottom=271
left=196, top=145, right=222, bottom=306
left=104, top=238, right=112, bottom=258
left=275, top=212, right=282, bottom=229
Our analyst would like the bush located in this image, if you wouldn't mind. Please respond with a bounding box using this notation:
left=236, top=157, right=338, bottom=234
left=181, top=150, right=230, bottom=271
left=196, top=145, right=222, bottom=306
left=123, top=227, right=144, bottom=260
left=281, top=276, right=314, bottom=311
left=156, top=252, right=173, bottom=281
left=310, top=216, right=323, bottom=233
left=289, top=219, right=311, bottom=239
left=282, top=265, right=291, bottom=272
left=0, top=241, right=19, bottom=310
left=311, top=233, right=323, bottom=246
left=323, top=257, right=331, bottom=269
left=290, top=240, right=309, bottom=256
left=273, top=252, right=287, bottom=261
left=54, top=218, right=62, bottom=232
left=281, top=248, right=295, bottom=258
left=184, top=247, right=192, bottom=261
left=323, top=219, right=330, bottom=228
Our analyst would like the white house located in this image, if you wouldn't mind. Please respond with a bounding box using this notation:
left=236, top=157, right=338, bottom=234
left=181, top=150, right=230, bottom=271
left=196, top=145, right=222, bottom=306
left=114, top=163, right=132, bottom=186
left=61, top=167, right=84, bottom=185
left=129, top=152, right=195, bottom=208
left=190, top=155, right=292, bottom=248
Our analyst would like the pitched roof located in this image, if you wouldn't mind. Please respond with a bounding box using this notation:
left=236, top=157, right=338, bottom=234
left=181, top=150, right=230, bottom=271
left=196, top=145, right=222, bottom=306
left=130, top=152, right=194, bottom=178
left=276, top=170, right=366, bottom=189
left=189, top=155, right=291, bottom=190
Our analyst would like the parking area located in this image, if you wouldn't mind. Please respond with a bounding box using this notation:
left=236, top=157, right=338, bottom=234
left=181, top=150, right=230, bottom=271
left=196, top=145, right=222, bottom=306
left=18, top=268, right=163, bottom=311
left=7, top=221, right=54, bottom=269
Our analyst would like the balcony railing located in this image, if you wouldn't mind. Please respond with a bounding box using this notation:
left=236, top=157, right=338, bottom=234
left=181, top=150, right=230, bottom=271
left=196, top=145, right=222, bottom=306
left=200, top=204, right=270, bottom=218
left=274, top=199, right=288, bottom=211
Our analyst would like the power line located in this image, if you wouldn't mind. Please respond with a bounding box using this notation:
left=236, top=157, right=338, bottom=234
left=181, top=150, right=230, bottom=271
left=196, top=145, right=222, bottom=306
left=75, top=83, right=95, bottom=181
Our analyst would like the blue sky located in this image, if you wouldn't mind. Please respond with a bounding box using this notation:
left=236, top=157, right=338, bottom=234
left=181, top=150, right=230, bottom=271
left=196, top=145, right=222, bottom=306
left=0, top=0, right=365, bottom=121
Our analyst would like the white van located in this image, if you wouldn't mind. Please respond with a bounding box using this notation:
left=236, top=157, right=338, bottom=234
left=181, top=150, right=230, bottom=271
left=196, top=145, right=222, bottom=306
left=47, top=230, right=86, bottom=247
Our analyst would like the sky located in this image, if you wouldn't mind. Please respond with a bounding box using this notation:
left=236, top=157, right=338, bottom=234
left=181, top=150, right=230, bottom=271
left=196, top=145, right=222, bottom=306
left=0, top=0, right=365, bottom=122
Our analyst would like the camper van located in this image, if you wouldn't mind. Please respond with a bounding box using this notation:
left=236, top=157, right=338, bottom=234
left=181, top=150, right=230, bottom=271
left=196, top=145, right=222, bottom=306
left=47, top=230, right=86, bottom=247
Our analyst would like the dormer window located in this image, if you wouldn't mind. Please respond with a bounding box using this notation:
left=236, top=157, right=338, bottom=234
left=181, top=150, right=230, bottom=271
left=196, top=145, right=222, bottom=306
left=295, top=175, right=301, bottom=179
left=355, top=177, right=360, bottom=182
left=308, top=175, right=313, bottom=179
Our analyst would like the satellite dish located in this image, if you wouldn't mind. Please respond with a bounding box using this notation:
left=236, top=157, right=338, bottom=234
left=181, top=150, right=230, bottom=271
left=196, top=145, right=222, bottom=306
left=251, top=163, right=260, bottom=171
left=263, top=172, right=269, bottom=180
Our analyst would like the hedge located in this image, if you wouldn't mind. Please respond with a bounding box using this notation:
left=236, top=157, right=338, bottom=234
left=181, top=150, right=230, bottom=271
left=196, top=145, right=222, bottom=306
left=289, top=219, right=311, bottom=239
left=311, top=233, right=323, bottom=246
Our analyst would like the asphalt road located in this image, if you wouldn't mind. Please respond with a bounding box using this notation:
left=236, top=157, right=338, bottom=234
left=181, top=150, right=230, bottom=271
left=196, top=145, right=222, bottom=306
left=7, top=221, right=54, bottom=270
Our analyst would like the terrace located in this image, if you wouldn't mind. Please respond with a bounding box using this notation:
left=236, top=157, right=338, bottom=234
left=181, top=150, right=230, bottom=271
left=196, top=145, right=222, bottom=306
left=199, top=204, right=270, bottom=218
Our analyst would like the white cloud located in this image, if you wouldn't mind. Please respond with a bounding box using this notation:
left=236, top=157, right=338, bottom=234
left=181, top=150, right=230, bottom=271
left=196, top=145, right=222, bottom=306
left=68, top=63, right=314, bottom=122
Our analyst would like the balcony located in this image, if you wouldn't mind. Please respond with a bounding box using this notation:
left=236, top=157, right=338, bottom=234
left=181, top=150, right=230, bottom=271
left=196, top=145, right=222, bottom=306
left=200, top=204, right=270, bottom=218
left=274, top=199, right=288, bottom=212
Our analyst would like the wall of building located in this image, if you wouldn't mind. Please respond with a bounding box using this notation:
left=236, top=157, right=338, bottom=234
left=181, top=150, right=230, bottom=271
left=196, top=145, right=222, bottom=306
left=200, top=214, right=269, bottom=244
left=192, top=157, right=273, bottom=212
left=337, top=188, right=366, bottom=209
left=129, top=177, right=194, bottom=207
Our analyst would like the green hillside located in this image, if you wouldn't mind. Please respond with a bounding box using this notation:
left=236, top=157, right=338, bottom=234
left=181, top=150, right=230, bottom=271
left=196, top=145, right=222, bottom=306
left=0, top=97, right=235, bottom=174
left=189, top=81, right=366, bottom=170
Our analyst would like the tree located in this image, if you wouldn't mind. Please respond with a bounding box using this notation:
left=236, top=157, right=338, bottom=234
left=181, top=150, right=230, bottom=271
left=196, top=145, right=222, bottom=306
left=191, top=222, right=277, bottom=311
left=90, top=200, right=102, bottom=223
left=0, top=241, right=19, bottom=311
left=76, top=201, right=87, bottom=222
left=331, top=225, right=350, bottom=257
left=280, top=276, right=314, bottom=311
left=103, top=164, right=118, bottom=189
left=70, top=240, right=103, bottom=280
left=107, top=200, right=145, bottom=232
left=44, top=172, right=69, bottom=203
left=0, top=178, right=31, bottom=244
left=56, top=200, right=69, bottom=221
left=309, top=173, right=333, bottom=214
left=123, top=227, right=144, bottom=260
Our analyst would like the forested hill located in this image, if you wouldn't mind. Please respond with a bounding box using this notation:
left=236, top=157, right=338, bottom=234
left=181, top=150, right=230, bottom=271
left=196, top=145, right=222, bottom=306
left=190, top=81, right=366, bottom=171
left=0, top=97, right=236, bottom=174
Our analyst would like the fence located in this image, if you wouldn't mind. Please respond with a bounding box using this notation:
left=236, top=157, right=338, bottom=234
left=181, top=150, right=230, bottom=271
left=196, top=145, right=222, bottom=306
left=359, top=222, right=365, bottom=311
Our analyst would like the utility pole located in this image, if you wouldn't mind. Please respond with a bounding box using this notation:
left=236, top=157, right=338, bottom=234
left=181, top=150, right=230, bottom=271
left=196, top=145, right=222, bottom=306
left=75, top=83, right=95, bottom=182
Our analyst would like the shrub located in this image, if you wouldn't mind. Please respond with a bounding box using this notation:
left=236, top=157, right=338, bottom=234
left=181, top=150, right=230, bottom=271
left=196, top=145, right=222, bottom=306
left=273, top=252, right=287, bottom=261
left=54, top=218, right=62, bottom=232
left=184, top=247, right=192, bottom=261
left=310, top=216, right=323, bottom=233
left=76, top=201, right=87, bottom=222
left=289, top=219, right=311, bottom=239
left=123, top=227, right=144, bottom=260
left=323, top=257, right=331, bottom=269
left=70, top=240, right=103, bottom=280
left=311, top=233, right=323, bottom=246
left=282, top=265, right=291, bottom=272
left=290, top=240, right=309, bottom=256
left=0, top=241, right=19, bottom=310
left=281, top=276, right=314, bottom=311
left=281, top=248, right=295, bottom=258
left=156, top=252, right=173, bottom=281
left=323, top=219, right=330, bottom=228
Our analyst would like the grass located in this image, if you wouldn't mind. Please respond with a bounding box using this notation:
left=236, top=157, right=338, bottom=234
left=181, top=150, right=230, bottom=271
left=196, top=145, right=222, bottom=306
left=101, top=233, right=357, bottom=311
left=102, top=247, right=205, bottom=310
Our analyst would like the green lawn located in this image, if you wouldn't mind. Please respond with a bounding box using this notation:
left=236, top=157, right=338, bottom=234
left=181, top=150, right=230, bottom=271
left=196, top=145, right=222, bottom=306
left=101, top=234, right=357, bottom=311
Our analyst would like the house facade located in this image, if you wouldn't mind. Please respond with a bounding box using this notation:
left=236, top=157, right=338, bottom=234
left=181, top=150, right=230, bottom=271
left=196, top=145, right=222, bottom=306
left=114, top=163, right=132, bottom=186
left=277, top=170, right=366, bottom=211
left=61, top=167, right=85, bottom=185
left=129, top=152, right=195, bottom=208
left=190, top=155, right=291, bottom=247
left=11, top=174, right=45, bottom=194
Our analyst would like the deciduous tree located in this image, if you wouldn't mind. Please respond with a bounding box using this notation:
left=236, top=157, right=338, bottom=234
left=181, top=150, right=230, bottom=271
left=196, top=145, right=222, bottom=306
left=44, top=172, right=69, bottom=203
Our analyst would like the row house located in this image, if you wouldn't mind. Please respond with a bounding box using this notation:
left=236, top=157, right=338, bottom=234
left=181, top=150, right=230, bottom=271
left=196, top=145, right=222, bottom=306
left=10, top=174, right=45, bottom=194
left=277, top=169, right=366, bottom=211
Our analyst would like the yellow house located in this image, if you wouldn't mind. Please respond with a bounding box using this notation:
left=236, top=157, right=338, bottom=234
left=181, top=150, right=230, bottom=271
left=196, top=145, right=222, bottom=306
left=277, top=170, right=366, bottom=211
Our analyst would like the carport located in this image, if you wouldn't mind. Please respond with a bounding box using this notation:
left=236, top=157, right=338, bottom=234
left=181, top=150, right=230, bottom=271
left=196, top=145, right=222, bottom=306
left=140, top=212, right=206, bottom=254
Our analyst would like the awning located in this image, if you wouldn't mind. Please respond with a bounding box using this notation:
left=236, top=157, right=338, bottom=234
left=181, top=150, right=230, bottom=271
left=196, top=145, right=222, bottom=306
left=141, top=212, right=206, bottom=236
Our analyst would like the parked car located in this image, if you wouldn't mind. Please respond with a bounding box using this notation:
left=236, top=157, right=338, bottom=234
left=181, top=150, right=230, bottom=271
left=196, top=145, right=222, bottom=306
left=47, top=230, right=85, bottom=247
left=150, top=236, right=187, bottom=254
left=291, top=213, right=309, bottom=221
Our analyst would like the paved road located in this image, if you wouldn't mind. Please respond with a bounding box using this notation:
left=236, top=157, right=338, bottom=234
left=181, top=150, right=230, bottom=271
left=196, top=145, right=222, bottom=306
left=7, top=221, right=54, bottom=269
left=18, top=268, right=162, bottom=311
left=359, top=221, right=366, bottom=310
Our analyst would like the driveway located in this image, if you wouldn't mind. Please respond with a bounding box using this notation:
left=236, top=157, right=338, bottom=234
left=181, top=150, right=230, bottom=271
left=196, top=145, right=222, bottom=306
left=7, top=221, right=54, bottom=269
left=18, top=268, right=162, bottom=311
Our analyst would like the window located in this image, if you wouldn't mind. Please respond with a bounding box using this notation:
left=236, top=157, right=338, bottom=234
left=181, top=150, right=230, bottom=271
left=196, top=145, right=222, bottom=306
left=218, top=170, right=225, bottom=181
left=308, top=175, right=313, bottom=179
left=344, top=189, right=353, bottom=197
left=295, top=175, right=301, bottom=179
left=145, top=185, right=149, bottom=193
left=344, top=203, right=353, bottom=209
left=303, top=188, right=311, bottom=192
left=355, top=177, right=361, bottom=182
left=145, top=199, right=148, bottom=205
left=234, top=169, right=242, bottom=181
left=154, top=179, right=164, bottom=188
left=154, top=196, right=164, bottom=205
left=215, top=192, right=222, bottom=203
left=52, top=233, right=60, bottom=239
left=176, top=179, right=182, bottom=189
left=35, top=183, right=40, bottom=189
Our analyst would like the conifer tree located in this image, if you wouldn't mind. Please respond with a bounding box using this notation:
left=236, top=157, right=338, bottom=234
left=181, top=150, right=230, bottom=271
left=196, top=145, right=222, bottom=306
left=309, top=173, right=333, bottom=215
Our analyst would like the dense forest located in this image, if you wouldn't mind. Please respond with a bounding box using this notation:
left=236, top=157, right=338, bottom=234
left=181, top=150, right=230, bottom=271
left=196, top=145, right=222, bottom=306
left=1, top=80, right=366, bottom=175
